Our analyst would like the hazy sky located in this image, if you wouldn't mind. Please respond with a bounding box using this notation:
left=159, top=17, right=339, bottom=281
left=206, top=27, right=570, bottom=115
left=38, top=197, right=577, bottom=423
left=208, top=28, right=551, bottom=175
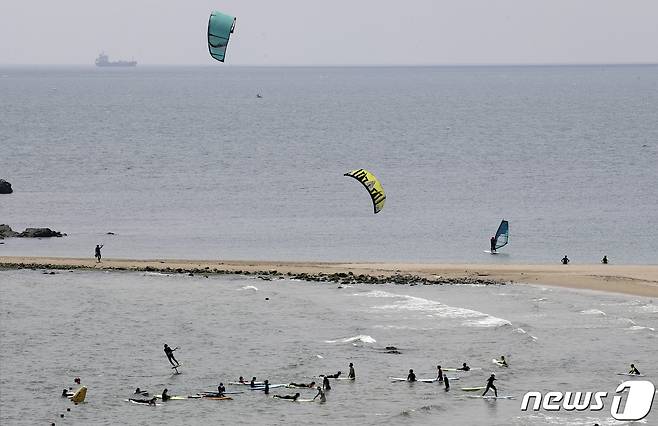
left=2, top=0, right=657, bottom=65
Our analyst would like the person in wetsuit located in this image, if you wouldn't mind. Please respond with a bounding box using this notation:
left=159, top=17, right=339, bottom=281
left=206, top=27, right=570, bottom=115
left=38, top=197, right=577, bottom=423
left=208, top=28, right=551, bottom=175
left=273, top=392, right=300, bottom=401
left=561, top=255, right=570, bottom=265
left=629, top=364, right=641, bottom=375
left=323, top=371, right=341, bottom=379
left=482, top=374, right=497, bottom=397
left=288, top=381, right=316, bottom=388
left=163, top=344, right=180, bottom=367
left=601, top=255, right=608, bottom=264
left=249, top=377, right=258, bottom=387
left=314, top=386, right=326, bottom=402
left=161, top=389, right=170, bottom=401
left=263, top=380, right=270, bottom=395
left=322, top=376, right=331, bottom=391
left=490, top=236, right=497, bottom=253
left=444, top=374, right=450, bottom=391
left=457, top=362, right=470, bottom=371
left=499, top=356, right=508, bottom=367
left=94, top=244, right=103, bottom=262
left=407, top=369, right=416, bottom=382
left=436, top=365, right=444, bottom=382
left=217, top=383, right=225, bottom=397
left=134, top=388, right=149, bottom=396
left=348, top=363, right=355, bottom=379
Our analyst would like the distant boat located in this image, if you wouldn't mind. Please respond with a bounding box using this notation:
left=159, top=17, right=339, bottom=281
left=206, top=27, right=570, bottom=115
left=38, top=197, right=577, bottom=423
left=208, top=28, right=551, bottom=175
left=95, top=52, right=137, bottom=67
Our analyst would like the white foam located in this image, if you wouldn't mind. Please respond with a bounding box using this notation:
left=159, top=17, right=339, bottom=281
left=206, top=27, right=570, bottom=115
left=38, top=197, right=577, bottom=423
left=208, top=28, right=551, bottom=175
left=627, top=325, right=655, bottom=332
left=324, top=334, right=376, bottom=344
left=238, top=285, right=258, bottom=291
left=355, top=290, right=511, bottom=328
left=580, top=309, right=606, bottom=316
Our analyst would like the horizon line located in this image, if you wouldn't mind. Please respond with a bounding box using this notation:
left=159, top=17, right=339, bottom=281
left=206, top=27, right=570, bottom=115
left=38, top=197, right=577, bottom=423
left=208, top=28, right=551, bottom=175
left=2, top=62, right=658, bottom=68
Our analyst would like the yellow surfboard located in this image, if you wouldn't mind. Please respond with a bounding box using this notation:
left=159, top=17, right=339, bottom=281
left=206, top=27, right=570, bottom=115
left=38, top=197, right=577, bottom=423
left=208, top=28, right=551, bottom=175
left=70, top=386, right=87, bottom=403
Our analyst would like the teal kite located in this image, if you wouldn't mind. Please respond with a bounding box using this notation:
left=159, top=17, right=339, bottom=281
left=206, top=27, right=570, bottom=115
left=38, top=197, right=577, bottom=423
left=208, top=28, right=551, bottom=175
left=208, top=11, right=236, bottom=62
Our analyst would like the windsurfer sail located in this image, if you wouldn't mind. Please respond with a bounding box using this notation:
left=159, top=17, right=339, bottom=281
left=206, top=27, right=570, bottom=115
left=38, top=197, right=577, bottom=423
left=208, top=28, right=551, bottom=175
left=493, top=220, right=509, bottom=250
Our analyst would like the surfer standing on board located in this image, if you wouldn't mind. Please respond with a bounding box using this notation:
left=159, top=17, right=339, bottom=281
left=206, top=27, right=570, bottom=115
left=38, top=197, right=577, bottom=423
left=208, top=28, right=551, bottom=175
left=490, top=236, right=497, bottom=253
left=163, top=344, right=180, bottom=367
left=629, top=364, right=641, bottom=375
left=482, top=374, right=498, bottom=397
left=348, top=363, right=355, bottom=379
left=94, top=244, right=103, bottom=262
left=561, top=255, right=570, bottom=265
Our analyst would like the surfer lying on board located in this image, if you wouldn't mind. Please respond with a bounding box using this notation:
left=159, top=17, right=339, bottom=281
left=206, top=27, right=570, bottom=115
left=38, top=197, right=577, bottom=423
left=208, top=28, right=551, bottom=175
left=288, top=381, right=316, bottom=388
left=314, top=386, right=326, bottom=402
left=62, top=388, right=74, bottom=397
left=629, top=364, right=641, bottom=375
left=348, top=363, right=355, bottom=379
left=163, top=344, right=180, bottom=367
left=407, top=369, right=417, bottom=382
left=273, top=393, right=300, bottom=401
left=320, top=371, right=342, bottom=379
left=482, top=374, right=497, bottom=397
left=130, top=396, right=157, bottom=405
left=457, top=363, right=470, bottom=371
left=436, top=365, right=444, bottom=382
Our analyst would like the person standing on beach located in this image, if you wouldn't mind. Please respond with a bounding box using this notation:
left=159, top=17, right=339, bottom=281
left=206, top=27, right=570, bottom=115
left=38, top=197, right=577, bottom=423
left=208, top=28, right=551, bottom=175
left=482, top=374, right=497, bottom=397
left=163, top=344, right=180, bottom=367
left=94, top=244, right=103, bottom=262
left=348, top=363, right=355, bottom=379
left=561, top=255, right=570, bottom=265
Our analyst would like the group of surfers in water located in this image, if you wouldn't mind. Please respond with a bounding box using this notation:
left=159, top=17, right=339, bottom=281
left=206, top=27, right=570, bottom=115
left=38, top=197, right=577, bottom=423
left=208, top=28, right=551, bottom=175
left=405, top=358, right=507, bottom=396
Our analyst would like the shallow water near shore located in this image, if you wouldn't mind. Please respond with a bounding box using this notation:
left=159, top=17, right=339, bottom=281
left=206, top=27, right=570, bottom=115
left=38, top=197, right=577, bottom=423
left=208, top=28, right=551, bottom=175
left=1, top=269, right=655, bottom=425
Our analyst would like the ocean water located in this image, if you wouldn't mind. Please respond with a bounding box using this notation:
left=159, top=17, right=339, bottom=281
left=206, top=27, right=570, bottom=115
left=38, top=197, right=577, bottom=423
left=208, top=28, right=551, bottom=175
left=1, top=65, right=658, bottom=263
left=0, top=270, right=656, bottom=425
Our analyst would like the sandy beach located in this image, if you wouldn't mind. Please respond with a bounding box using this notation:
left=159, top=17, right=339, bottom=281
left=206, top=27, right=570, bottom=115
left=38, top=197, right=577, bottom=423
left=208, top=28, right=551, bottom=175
left=1, top=256, right=656, bottom=297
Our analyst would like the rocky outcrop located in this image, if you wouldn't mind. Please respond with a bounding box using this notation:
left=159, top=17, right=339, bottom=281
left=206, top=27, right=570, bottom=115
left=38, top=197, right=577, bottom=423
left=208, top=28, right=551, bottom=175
left=0, top=224, right=19, bottom=239
left=17, top=228, right=64, bottom=238
left=0, top=179, right=12, bottom=194
left=0, top=225, right=64, bottom=239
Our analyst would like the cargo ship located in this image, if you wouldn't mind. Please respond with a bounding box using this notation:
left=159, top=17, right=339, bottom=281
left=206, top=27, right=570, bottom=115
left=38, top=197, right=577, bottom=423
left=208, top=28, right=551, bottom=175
left=95, top=52, right=137, bottom=67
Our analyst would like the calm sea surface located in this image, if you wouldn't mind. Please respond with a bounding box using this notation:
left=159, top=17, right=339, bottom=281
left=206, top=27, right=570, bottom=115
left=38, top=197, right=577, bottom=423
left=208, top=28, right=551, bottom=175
left=0, top=270, right=656, bottom=425
left=1, top=65, right=657, bottom=263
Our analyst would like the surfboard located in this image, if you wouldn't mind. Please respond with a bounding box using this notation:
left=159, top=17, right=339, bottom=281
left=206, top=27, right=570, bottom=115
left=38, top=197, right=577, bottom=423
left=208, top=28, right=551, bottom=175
left=390, top=377, right=414, bottom=382
left=492, top=359, right=508, bottom=367
left=444, top=367, right=481, bottom=372
left=336, top=377, right=356, bottom=381
left=616, top=373, right=645, bottom=377
left=296, top=399, right=315, bottom=402
left=126, top=399, right=161, bottom=406
left=70, top=387, right=87, bottom=403
left=203, top=396, right=233, bottom=400
left=249, top=384, right=286, bottom=390
left=468, top=395, right=515, bottom=400
left=483, top=250, right=498, bottom=254
left=171, top=364, right=182, bottom=369
left=229, top=381, right=264, bottom=386
left=461, top=387, right=486, bottom=392
left=200, top=391, right=244, bottom=395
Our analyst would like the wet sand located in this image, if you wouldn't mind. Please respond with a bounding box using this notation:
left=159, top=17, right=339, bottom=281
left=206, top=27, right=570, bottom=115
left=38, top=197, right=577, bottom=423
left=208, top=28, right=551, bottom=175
left=1, top=256, right=656, bottom=297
